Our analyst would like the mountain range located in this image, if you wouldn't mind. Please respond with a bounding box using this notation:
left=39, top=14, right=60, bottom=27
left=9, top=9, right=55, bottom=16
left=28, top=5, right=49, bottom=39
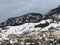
left=0, top=6, right=60, bottom=44
left=1, top=6, right=60, bottom=28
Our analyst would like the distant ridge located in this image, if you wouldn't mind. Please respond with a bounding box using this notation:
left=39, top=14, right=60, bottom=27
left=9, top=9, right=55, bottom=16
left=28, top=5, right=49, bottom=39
left=44, top=6, right=60, bottom=21
left=0, top=13, right=42, bottom=28
left=1, top=5, right=60, bottom=28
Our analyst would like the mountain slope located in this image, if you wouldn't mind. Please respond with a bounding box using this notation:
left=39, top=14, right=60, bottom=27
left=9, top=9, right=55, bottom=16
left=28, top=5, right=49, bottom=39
left=44, top=6, right=60, bottom=21
left=0, top=13, right=42, bottom=28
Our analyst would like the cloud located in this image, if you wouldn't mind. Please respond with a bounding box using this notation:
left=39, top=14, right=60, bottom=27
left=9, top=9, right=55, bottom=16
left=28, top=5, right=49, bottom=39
left=0, top=0, right=60, bottom=22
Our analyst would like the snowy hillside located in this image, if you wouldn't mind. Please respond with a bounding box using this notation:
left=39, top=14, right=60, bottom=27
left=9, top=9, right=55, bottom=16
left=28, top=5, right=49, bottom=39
left=0, top=19, right=60, bottom=41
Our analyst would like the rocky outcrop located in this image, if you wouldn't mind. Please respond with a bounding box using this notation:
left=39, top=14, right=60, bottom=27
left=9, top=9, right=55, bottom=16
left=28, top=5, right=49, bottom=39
left=0, top=13, right=42, bottom=28
left=35, top=22, right=49, bottom=28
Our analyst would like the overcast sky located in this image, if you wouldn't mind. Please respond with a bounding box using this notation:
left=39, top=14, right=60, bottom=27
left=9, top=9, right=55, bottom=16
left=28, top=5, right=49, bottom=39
left=0, top=0, right=60, bottom=22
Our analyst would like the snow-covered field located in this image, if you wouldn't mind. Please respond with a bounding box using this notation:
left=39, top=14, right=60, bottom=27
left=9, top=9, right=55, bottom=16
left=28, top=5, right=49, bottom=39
left=0, top=19, right=59, bottom=39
